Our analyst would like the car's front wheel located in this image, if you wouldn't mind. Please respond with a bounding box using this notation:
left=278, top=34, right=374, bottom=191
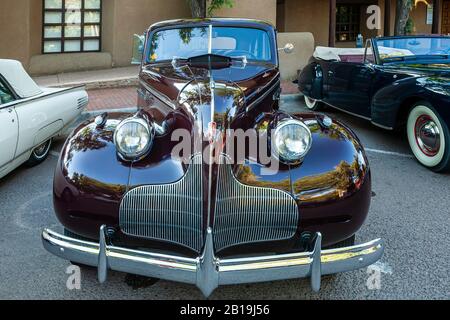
left=25, top=138, right=52, bottom=167
left=304, top=95, right=323, bottom=111
left=407, top=102, right=450, bottom=172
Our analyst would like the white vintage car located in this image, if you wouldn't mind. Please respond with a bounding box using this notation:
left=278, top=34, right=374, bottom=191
left=0, top=59, right=88, bottom=179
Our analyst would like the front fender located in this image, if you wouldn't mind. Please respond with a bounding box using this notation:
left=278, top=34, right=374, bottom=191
left=372, top=76, right=450, bottom=128
left=54, top=114, right=131, bottom=239
left=234, top=113, right=371, bottom=246
left=54, top=112, right=187, bottom=239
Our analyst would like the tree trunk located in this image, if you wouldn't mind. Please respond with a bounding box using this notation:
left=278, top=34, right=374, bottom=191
left=189, top=0, right=207, bottom=18
left=394, top=0, right=412, bottom=35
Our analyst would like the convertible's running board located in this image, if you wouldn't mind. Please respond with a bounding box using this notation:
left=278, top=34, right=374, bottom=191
left=42, top=226, right=384, bottom=297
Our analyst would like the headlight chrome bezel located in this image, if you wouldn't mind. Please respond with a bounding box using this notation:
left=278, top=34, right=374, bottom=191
left=113, top=117, right=154, bottom=161
left=271, top=118, right=313, bottom=165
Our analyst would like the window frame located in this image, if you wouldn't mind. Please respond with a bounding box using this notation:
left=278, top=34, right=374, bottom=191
left=145, top=25, right=276, bottom=65
left=0, top=76, right=17, bottom=106
left=335, top=3, right=361, bottom=43
left=42, top=0, right=102, bottom=54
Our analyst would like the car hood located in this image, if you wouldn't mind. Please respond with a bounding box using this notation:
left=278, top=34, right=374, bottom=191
left=140, top=61, right=279, bottom=104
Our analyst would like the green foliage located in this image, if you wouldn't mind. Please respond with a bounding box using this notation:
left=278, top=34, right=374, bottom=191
left=405, top=17, right=415, bottom=34
left=208, top=0, right=234, bottom=17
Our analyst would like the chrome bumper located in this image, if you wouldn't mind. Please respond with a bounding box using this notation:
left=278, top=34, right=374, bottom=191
left=42, top=226, right=384, bottom=297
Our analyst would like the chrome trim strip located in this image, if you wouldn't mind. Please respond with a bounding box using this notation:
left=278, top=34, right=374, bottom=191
left=42, top=227, right=384, bottom=297
left=139, top=79, right=176, bottom=109
left=371, top=121, right=394, bottom=130
left=312, top=99, right=394, bottom=130
left=246, top=76, right=280, bottom=112
left=0, top=85, right=86, bottom=110
left=321, top=100, right=372, bottom=121
left=208, top=25, right=213, bottom=54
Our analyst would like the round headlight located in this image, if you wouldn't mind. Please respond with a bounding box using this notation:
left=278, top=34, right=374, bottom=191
left=114, top=117, right=154, bottom=160
left=272, top=119, right=312, bottom=164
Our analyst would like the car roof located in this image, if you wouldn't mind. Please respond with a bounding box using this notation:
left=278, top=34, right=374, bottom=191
left=0, top=59, right=42, bottom=99
left=148, top=18, right=275, bottom=32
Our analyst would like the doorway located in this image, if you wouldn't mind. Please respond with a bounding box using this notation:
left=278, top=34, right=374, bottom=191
left=443, top=0, right=450, bottom=34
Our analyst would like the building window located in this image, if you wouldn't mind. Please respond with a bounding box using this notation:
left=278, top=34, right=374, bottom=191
left=42, top=0, right=101, bottom=53
left=336, top=4, right=360, bottom=42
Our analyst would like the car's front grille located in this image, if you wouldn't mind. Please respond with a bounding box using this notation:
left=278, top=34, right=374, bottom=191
left=119, top=155, right=203, bottom=252
left=213, top=155, right=299, bottom=251
left=119, top=154, right=299, bottom=253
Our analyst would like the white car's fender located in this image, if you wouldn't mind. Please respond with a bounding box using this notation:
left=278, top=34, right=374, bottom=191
left=14, top=87, right=88, bottom=157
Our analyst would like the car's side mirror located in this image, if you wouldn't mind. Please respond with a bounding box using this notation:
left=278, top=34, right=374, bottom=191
left=279, top=43, right=294, bottom=54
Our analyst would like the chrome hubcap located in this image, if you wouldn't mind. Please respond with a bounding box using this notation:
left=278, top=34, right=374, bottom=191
left=33, top=140, right=50, bottom=158
left=415, top=115, right=440, bottom=157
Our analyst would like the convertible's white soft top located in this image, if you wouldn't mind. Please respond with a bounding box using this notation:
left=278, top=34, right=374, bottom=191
left=313, top=46, right=414, bottom=61
left=0, top=59, right=43, bottom=98
left=313, top=47, right=366, bottom=61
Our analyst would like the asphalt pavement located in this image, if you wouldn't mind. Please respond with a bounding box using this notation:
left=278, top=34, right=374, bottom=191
left=0, top=95, right=449, bottom=299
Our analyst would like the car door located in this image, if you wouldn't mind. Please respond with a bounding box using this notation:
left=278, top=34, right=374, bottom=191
left=0, top=80, right=19, bottom=170
left=326, top=52, right=375, bottom=118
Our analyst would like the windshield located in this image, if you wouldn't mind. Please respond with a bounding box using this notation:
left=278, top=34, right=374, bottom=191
left=375, top=37, right=450, bottom=62
left=147, top=26, right=273, bottom=63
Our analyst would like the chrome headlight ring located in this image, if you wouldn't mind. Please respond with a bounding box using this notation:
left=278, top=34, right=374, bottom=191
left=113, top=117, right=155, bottom=161
left=271, top=118, right=313, bottom=164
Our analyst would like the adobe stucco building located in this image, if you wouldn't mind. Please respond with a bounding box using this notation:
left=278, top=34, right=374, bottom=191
left=0, top=0, right=448, bottom=75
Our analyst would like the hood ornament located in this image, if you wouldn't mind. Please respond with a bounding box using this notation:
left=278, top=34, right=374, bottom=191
left=207, top=121, right=219, bottom=144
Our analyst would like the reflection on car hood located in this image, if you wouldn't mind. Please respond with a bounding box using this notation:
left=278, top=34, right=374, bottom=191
left=140, top=62, right=279, bottom=103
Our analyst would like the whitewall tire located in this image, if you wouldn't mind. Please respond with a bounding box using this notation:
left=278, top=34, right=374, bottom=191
left=304, top=95, right=323, bottom=111
left=25, top=138, right=52, bottom=167
left=407, top=102, right=450, bottom=172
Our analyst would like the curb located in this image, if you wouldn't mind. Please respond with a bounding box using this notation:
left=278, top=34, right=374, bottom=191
left=42, top=77, right=139, bottom=90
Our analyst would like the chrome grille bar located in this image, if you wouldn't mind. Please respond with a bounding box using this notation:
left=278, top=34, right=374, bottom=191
left=119, top=155, right=203, bottom=252
left=213, top=155, right=299, bottom=251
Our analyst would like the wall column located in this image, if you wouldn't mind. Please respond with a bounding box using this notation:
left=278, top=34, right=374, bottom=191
left=432, top=0, right=442, bottom=33
left=384, top=0, right=391, bottom=36
left=329, top=0, right=336, bottom=46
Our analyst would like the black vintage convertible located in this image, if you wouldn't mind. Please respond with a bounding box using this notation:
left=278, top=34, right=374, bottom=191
left=298, top=35, right=450, bottom=172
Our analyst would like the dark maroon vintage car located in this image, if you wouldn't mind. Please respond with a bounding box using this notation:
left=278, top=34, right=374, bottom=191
left=42, top=18, right=383, bottom=297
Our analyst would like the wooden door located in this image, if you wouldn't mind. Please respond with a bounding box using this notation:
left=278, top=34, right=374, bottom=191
left=443, top=1, right=450, bottom=35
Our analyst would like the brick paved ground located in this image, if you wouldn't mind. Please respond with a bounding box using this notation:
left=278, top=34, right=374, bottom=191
left=86, top=81, right=299, bottom=111
left=87, top=87, right=138, bottom=111
left=281, top=80, right=299, bottom=95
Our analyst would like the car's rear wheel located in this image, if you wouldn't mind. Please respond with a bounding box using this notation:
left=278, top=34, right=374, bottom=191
left=25, top=138, right=52, bottom=167
left=304, top=95, right=323, bottom=111
left=407, top=102, right=450, bottom=172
